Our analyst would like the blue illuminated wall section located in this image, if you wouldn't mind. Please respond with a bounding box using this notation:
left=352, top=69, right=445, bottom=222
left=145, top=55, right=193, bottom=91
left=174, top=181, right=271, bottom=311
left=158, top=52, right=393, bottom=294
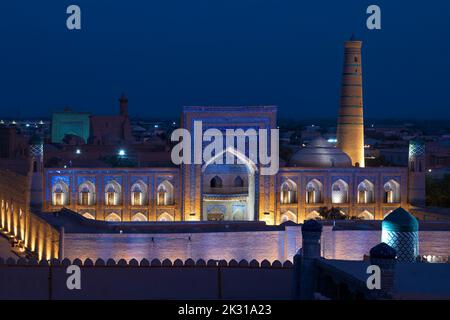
left=51, top=112, right=90, bottom=143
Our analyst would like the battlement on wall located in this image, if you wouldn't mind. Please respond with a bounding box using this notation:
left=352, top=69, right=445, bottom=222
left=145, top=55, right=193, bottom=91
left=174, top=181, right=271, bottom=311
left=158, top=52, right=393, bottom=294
left=0, top=256, right=294, bottom=299
left=0, top=256, right=293, bottom=268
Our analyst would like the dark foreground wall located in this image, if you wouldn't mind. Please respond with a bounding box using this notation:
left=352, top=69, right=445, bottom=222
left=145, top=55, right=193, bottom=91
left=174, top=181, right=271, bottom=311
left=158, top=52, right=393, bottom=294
left=0, top=258, right=293, bottom=300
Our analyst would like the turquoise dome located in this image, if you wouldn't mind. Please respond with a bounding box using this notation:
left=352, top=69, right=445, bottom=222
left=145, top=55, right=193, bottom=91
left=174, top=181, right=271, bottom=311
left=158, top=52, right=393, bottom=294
left=382, top=207, right=418, bottom=232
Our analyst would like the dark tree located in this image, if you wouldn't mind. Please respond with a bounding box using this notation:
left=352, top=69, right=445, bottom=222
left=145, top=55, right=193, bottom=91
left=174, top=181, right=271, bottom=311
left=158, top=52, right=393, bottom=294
left=426, top=175, right=450, bottom=207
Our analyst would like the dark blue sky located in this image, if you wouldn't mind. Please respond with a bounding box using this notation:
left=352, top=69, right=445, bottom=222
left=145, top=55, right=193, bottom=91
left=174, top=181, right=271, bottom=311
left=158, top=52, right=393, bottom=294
left=1, top=1, right=449, bottom=119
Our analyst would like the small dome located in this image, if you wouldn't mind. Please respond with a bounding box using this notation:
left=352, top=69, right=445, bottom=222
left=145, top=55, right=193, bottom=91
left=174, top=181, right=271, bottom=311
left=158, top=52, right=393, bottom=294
left=383, top=207, right=419, bottom=232
left=288, top=137, right=352, bottom=168
left=302, top=219, right=323, bottom=232
left=370, top=243, right=397, bottom=259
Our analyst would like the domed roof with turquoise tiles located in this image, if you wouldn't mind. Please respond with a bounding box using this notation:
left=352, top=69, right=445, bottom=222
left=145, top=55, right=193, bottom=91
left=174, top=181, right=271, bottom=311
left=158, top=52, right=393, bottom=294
left=382, top=207, right=418, bottom=232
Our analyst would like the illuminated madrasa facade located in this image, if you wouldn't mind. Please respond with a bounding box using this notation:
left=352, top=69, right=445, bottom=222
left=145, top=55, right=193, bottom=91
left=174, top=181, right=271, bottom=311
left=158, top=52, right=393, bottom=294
left=41, top=39, right=425, bottom=224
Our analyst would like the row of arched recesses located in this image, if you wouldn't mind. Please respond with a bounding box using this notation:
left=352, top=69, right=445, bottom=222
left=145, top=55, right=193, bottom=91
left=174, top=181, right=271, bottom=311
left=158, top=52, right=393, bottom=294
left=304, top=209, right=374, bottom=220
left=210, top=176, right=245, bottom=188
left=82, top=211, right=174, bottom=222
left=280, top=179, right=401, bottom=205
left=280, top=209, right=376, bottom=223
left=52, top=180, right=175, bottom=206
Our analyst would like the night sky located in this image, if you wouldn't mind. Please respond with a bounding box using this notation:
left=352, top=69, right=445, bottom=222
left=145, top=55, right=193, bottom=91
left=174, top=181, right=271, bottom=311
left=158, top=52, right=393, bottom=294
left=1, top=1, right=449, bottom=120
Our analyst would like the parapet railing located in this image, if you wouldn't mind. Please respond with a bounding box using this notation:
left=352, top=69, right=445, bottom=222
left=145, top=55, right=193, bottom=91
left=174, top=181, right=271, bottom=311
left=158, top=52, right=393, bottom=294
left=0, top=256, right=294, bottom=268
left=202, top=187, right=248, bottom=195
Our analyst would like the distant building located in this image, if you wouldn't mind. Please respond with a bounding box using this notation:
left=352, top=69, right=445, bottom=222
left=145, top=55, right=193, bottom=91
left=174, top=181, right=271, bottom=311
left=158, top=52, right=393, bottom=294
left=12, top=39, right=429, bottom=224
left=42, top=104, right=421, bottom=223
left=51, top=94, right=133, bottom=146
left=426, top=139, right=450, bottom=169
left=89, top=94, right=132, bottom=145
left=0, top=127, right=29, bottom=174
left=379, top=148, right=409, bottom=166
left=51, top=108, right=90, bottom=143
left=0, top=127, right=27, bottom=159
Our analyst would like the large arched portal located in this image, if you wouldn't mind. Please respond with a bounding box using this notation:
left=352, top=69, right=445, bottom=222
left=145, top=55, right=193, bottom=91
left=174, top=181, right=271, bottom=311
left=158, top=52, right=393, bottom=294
left=201, top=148, right=257, bottom=221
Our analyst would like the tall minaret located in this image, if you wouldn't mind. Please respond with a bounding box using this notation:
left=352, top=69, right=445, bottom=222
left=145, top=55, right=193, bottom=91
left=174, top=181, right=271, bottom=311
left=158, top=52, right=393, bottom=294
left=119, top=93, right=128, bottom=116
left=408, top=139, right=426, bottom=206
left=336, top=36, right=365, bottom=167
left=28, top=135, right=44, bottom=209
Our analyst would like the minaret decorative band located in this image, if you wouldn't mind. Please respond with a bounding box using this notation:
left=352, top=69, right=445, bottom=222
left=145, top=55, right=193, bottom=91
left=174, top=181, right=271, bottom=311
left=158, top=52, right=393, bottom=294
left=337, top=39, right=365, bottom=167
left=408, top=139, right=425, bottom=159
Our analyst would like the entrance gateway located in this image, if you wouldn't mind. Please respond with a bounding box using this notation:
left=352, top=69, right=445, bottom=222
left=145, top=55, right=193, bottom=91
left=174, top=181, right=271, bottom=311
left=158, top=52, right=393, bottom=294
left=180, top=106, right=278, bottom=222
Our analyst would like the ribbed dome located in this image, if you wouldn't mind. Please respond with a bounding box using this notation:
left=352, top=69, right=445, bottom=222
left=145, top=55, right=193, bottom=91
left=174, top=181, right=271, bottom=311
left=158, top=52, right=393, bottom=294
left=288, top=137, right=352, bottom=168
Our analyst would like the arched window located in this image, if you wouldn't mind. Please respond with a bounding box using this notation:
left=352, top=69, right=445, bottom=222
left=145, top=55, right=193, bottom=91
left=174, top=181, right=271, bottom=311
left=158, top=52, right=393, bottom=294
left=384, top=210, right=393, bottom=218
left=105, top=180, right=121, bottom=206
left=80, top=187, right=90, bottom=205
left=305, top=210, right=322, bottom=221
left=232, top=206, right=245, bottom=221
left=280, top=179, right=297, bottom=204
left=82, top=212, right=95, bottom=220
left=306, top=179, right=323, bottom=204
left=210, top=176, right=223, bottom=188
left=131, top=212, right=147, bottom=222
left=357, top=210, right=374, bottom=220
left=157, top=212, right=173, bottom=222
left=131, top=180, right=147, bottom=206
left=331, top=179, right=349, bottom=204
left=233, top=176, right=244, bottom=188
left=280, top=210, right=297, bottom=223
left=157, top=180, right=174, bottom=206
left=52, top=181, right=69, bottom=206
left=105, top=212, right=121, bottom=222
left=78, top=181, right=96, bottom=206
left=357, top=179, right=374, bottom=204
left=384, top=180, right=400, bottom=203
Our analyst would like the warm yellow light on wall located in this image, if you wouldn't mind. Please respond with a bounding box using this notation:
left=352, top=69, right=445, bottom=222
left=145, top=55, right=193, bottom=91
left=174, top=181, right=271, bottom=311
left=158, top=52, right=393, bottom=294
left=37, top=235, right=44, bottom=260
left=261, top=212, right=274, bottom=225
left=20, top=226, right=25, bottom=241
left=46, top=247, right=52, bottom=260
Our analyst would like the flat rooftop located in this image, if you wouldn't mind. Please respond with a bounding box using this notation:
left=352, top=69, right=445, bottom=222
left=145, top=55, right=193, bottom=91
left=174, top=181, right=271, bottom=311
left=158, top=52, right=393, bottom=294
left=35, top=209, right=293, bottom=234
